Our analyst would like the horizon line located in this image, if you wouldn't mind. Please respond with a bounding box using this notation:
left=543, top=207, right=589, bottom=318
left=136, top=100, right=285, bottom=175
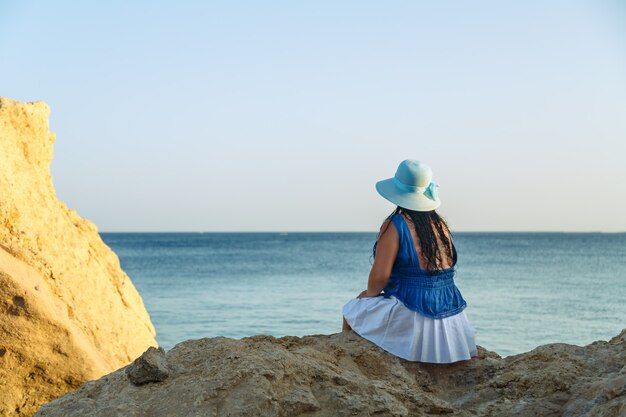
left=98, top=230, right=626, bottom=234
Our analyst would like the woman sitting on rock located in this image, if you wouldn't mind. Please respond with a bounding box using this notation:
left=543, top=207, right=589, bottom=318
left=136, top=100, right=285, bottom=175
left=343, top=159, right=477, bottom=363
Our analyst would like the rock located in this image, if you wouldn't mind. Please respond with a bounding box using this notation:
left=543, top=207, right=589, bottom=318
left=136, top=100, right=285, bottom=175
left=3, top=96, right=624, bottom=417
left=126, top=347, right=169, bottom=385
left=0, top=97, right=157, bottom=417
left=34, top=329, right=626, bottom=417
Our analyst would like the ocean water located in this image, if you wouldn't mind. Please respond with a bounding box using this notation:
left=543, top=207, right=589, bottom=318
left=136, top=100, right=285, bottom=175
left=101, top=232, right=626, bottom=357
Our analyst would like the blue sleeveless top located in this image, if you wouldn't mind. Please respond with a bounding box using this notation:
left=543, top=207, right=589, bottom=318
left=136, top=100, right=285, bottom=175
left=373, top=213, right=467, bottom=319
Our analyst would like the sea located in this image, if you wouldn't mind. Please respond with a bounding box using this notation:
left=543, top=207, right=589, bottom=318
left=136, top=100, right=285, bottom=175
left=100, top=232, right=626, bottom=357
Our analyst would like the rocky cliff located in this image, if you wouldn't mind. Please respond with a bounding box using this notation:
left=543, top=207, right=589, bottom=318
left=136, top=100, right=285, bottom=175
left=35, top=328, right=625, bottom=417
left=3, top=97, right=625, bottom=417
left=0, top=97, right=157, bottom=417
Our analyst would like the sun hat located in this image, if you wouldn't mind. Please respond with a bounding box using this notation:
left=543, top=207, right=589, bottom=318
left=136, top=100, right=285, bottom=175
left=375, top=159, right=441, bottom=211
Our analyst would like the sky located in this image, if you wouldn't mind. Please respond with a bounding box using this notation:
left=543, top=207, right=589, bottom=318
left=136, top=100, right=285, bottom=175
left=1, top=1, right=625, bottom=232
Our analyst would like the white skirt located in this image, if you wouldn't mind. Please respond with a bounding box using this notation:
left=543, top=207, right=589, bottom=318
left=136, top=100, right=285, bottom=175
left=343, top=295, right=478, bottom=363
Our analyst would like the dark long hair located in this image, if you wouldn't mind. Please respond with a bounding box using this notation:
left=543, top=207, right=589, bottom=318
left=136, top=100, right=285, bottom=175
left=372, top=206, right=455, bottom=273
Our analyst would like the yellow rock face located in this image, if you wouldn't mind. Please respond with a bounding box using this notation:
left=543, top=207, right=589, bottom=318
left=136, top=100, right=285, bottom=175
left=0, top=97, right=157, bottom=417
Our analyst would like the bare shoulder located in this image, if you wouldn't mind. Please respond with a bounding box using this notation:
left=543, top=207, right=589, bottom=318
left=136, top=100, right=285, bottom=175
left=442, top=221, right=455, bottom=242
left=439, top=222, right=455, bottom=253
left=378, top=217, right=398, bottom=238
left=379, top=218, right=392, bottom=230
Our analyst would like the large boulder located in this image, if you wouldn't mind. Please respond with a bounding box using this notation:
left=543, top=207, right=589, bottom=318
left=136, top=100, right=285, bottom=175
left=35, top=329, right=626, bottom=417
left=0, top=97, right=157, bottom=417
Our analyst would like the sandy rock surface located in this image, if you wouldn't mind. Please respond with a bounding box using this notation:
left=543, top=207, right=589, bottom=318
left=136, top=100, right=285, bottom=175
left=3, top=96, right=624, bottom=417
left=36, top=329, right=625, bottom=417
left=0, top=97, right=157, bottom=417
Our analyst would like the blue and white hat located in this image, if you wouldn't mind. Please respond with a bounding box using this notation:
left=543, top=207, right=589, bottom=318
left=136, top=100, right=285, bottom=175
left=375, top=159, right=440, bottom=211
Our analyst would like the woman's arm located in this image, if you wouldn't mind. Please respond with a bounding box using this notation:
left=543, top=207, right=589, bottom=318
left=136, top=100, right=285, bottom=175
left=358, top=219, right=399, bottom=298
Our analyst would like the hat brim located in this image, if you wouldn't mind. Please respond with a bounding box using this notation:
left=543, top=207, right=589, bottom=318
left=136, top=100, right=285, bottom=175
left=375, top=178, right=440, bottom=211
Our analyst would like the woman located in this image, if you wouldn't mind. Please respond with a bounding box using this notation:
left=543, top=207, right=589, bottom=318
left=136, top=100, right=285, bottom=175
left=342, top=159, right=477, bottom=363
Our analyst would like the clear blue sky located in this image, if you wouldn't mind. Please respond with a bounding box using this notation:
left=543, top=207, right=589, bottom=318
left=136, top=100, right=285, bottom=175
left=1, top=1, right=625, bottom=231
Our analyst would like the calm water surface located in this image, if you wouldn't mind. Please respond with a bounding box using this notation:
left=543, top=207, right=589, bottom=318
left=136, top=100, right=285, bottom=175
left=101, top=232, right=626, bottom=356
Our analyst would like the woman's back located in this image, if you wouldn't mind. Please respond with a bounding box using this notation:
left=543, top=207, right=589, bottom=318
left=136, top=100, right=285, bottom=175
left=342, top=159, right=477, bottom=363
left=378, top=211, right=456, bottom=273
left=398, top=212, right=456, bottom=271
